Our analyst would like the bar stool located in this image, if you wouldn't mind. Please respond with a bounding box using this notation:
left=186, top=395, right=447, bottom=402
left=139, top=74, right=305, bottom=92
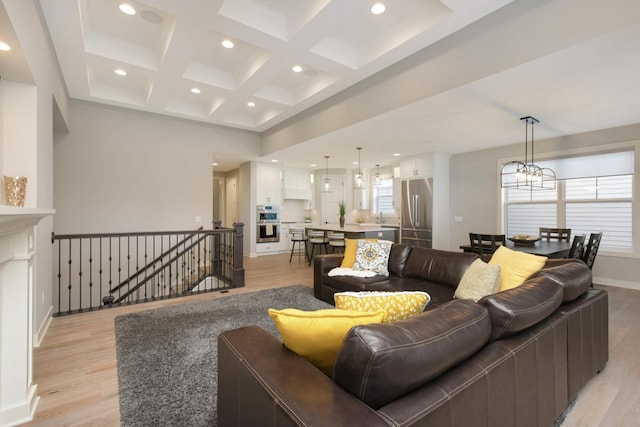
left=307, top=230, right=329, bottom=266
left=289, top=228, right=308, bottom=263
left=327, top=232, right=345, bottom=253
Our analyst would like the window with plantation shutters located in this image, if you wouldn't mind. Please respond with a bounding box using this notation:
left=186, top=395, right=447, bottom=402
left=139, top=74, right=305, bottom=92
left=373, top=177, right=394, bottom=214
left=503, top=150, right=634, bottom=252
left=564, top=175, right=632, bottom=250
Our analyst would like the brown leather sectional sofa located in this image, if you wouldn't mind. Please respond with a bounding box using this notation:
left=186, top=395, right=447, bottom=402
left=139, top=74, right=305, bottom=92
left=218, top=245, right=608, bottom=426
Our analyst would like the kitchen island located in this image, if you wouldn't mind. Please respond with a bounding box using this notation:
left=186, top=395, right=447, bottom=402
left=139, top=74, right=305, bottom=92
left=304, top=223, right=397, bottom=242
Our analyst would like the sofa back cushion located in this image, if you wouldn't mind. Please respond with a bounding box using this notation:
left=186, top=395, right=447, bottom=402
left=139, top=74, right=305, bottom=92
left=528, top=259, right=592, bottom=303
left=333, top=299, right=491, bottom=409
left=479, top=276, right=563, bottom=341
left=387, top=244, right=412, bottom=277
left=403, top=247, right=478, bottom=288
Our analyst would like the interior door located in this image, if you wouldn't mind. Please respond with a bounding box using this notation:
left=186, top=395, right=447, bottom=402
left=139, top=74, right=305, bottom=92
left=225, top=175, right=238, bottom=227
left=321, top=174, right=344, bottom=224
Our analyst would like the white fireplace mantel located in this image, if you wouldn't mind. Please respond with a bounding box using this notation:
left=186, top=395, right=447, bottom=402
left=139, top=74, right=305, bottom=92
left=0, top=206, right=55, bottom=236
left=0, top=206, right=54, bottom=426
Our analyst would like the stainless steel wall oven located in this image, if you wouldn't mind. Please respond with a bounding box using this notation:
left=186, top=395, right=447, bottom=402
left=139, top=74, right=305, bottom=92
left=256, top=205, right=280, bottom=243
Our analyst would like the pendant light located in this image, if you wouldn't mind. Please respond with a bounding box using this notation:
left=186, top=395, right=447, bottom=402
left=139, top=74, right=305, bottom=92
left=322, top=155, right=331, bottom=193
left=374, top=164, right=381, bottom=186
left=500, top=116, right=556, bottom=190
left=354, top=147, right=365, bottom=189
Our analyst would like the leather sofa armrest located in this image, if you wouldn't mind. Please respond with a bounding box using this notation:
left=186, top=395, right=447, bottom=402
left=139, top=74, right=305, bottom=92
left=313, top=254, right=343, bottom=301
left=218, top=326, right=387, bottom=427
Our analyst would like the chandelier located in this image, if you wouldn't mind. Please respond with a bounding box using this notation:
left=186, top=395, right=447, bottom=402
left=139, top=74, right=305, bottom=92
left=500, top=116, right=556, bottom=190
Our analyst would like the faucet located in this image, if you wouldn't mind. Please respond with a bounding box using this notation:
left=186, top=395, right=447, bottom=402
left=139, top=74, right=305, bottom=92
left=378, top=212, right=384, bottom=224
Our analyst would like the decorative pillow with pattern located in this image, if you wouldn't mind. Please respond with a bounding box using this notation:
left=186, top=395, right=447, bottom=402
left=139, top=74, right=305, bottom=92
left=334, top=291, right=431, bottom=322
left=352, top=240, right=393, bottom=276
left=340, top=238, right=378, bottom=268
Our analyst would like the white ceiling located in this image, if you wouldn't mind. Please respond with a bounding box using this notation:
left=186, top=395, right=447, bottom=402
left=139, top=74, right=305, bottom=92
left=5, top=0, right=640, bottom=171
left=39, top=0, right=513, bottom=131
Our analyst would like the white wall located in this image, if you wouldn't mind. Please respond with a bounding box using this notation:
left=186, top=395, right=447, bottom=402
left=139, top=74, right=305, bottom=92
left=53, top=101, right=261, bottom=233
left=2, top=0, right=70, bottom=345
left=450, top=123, right=640, bottom=290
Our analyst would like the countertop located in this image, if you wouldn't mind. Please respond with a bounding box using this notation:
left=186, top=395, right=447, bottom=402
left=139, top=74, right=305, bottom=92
left=301, top=223, right=397, bottom=232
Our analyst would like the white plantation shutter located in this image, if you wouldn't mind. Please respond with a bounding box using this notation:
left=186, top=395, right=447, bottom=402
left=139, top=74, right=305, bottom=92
left=506, top=203, right=557, bottom=237
left=564, top=175, right=633, bottom=250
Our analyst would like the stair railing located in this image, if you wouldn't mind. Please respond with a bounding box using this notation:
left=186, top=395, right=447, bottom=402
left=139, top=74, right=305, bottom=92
left=51, top=223, right=244, bottom=316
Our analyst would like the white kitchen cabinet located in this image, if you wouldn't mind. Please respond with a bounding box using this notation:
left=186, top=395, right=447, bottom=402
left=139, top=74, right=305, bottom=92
left=256, top=162, right=282, bottom=205
left=283, top=167, right=312, bottom=199
left=256, top=242, right=282, bottom=254
left=353, top=188, right=369, bottom=209
left=400, top=153, right=434, bottom=178
left=280, top=224, right=292, bottom=252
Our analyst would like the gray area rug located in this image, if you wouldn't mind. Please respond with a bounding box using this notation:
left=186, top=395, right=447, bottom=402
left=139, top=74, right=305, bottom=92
left=115, top=285, right=331, bottom=427
left=554, top=397, right=577, bottom=426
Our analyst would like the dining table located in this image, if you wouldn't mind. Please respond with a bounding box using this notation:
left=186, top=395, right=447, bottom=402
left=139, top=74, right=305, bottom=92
left=459, top=240, right=572, bottom=259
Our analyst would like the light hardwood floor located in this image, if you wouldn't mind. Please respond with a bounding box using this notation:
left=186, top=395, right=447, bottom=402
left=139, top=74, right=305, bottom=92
left=25, top=255, right=640, bottom=426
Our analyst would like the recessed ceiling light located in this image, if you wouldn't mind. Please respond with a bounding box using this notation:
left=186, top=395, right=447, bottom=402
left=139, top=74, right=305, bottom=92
left=371, top=3, right=386, bottom=14
left=292, top=65, right=303, bottom=73
left=221, top=39, right=234, bottom=49
left=114, top=69, right=127, bottom=76
left=247, top=101, right=256, bottom=107
left=212, top=162, right=219, bottom=166
left=119, top=3, right=136, bottom=15
left=0, top=41, right=11, bottom=51
left=393, top=153, right=400, bottom=157
left=310, top=163, right=317, bottom=167
left=191, top=88, right=201, bottom=94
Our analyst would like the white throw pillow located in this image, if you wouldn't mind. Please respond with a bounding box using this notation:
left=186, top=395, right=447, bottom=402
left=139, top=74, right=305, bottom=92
left=454, top=259, right=501, bottom=302
left=352, top=240, right=392, bottom=276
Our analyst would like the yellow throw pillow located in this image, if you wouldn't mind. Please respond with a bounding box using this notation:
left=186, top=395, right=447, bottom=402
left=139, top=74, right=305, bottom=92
left=489, top=246, right=547, bottom=291
left=340, top=238, right=378, bottom=268
left=334, top=291, right=430, bottom=323
left=268, top=308, right=385, bottom=376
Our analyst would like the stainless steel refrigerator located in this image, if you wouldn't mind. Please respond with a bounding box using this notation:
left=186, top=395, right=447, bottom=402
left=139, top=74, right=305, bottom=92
left=401, top=178, right=433, bottom=248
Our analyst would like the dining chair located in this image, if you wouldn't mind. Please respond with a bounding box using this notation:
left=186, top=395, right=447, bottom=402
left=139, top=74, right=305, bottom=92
left=468, top=233, right=506, bottom=255
left=539, top=227, right=571, bottom=242
left=582, top=232, right=603, bottom=271
left=566, top=234, right=586, bottom=259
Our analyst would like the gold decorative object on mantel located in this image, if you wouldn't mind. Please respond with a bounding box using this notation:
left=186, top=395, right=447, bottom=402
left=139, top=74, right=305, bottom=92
left=3, top=176, right=27, bottom=207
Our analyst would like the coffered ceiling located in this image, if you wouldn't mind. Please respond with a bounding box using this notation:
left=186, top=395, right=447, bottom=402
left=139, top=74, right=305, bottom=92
left=39, top=0, right=512, bottom=133
left=4, top=0, right=640, bottom=171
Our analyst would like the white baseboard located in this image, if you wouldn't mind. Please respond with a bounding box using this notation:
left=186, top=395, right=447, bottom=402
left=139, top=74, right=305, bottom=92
left=33, top=305, right=53, bottom=348
left=593, top=276, right=640, bottom=291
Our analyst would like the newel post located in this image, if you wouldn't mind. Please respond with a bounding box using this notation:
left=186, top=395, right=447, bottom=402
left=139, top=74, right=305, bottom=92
left=212, top=221, right=222, bottom=276
left=232, top=222, right=245, bottom=287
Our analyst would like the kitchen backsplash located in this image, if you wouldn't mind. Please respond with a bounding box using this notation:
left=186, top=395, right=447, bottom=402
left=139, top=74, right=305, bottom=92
left=280, top=199, right=310, bottom=222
